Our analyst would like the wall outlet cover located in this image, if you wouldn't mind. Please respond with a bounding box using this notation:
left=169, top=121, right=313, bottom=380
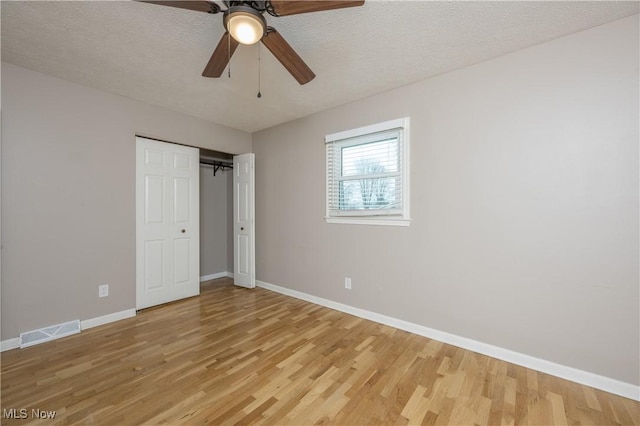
left=345, top=277, right=352, bottom=290
left=99, top=284, right=109, bottom=298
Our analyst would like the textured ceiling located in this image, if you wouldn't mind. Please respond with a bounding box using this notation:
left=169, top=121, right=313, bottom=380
left=2, top=1, right=638, bottom=133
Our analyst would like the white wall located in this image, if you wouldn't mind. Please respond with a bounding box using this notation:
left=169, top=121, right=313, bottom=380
left=1, top=63, right=251, bottom=339
left=252, top=16, right=639, bottom=386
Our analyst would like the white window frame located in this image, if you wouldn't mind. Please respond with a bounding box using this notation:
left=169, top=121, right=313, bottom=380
left=325, top=117, right=410, bottom=226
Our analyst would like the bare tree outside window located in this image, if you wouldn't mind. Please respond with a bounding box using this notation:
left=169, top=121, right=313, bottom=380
left=355, top=159, right=389, bottom=209
left=338, top=139, right=399, bottom=210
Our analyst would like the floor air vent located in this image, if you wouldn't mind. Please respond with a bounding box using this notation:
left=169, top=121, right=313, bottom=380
left=20, top=319, right=81, bottom=348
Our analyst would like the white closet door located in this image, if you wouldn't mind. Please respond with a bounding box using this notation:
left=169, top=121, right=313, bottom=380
left=136, top=137, right=200, bottom=309
left=233, top=153, right=255, bottom=288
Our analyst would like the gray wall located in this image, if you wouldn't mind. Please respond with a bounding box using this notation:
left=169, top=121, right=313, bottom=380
left=200, top=165, right=233, bottom=277
left=252, top=16, right=639, bottom=385
left=1, top=63, right=251, bottom=339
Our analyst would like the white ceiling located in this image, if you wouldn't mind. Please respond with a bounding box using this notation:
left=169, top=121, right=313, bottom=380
left=2, top=1, right=638, bottom=133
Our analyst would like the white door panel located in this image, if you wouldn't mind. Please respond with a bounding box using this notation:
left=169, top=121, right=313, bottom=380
left=174, top=177, right=190, bottom=223
left=136, top=137, right=200, bottom=309
left=173, top=152, right=191, bottom=169
left=237, top=234, right=249, bottom=274
left=144, top=240, right=164, bottom=290
left=145, top=149, right=163, bottom=166
left=145, top=175, right=164, bottom=223
left=238, top=182, right=249, bottom=221
left=234, top=153, right=255, bottom=288
left=173, top=238, right=190, bottom=285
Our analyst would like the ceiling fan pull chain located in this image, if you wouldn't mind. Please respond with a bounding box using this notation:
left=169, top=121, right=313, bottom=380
left=228, top=31, right=231, bottom=78
left=257, top=43, right=262, bottom=98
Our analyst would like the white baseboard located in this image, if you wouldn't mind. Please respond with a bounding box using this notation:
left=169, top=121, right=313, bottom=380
left=1, top=337, right=20, bottom=352
left=80, top=309, right=137, bottom=330
left=200, top=271, right=234, bottom=282
left=1, top=309, right=137, bottom=352
left=256, top=280, right=640, bottom=402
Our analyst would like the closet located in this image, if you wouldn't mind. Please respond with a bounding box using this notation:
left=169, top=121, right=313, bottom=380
left=199, top=149, right=234, bottom=281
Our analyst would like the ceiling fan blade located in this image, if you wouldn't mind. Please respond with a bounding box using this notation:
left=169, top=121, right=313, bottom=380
left=269, top=0, right=364, bottom=16
left=261, top=28, right=315, bottom=85
left=137, top=1, right=220, bottom=14
left=202, top=32, right=240, bottom=78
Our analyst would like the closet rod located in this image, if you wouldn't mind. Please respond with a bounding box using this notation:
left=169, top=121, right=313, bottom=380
left=200, top=160, right=233, bottom=176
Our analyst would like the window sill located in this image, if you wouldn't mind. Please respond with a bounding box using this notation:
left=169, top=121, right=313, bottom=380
left=325, top=217, right=411, bottom=227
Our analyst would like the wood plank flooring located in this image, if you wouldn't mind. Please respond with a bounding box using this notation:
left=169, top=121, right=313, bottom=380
left=2, top=278, right=638, bottom=425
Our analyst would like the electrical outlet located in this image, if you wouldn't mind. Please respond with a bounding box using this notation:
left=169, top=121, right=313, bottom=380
left=344, top=277, right=352, bottom=290
left=99, top=284, right=109, bottom=298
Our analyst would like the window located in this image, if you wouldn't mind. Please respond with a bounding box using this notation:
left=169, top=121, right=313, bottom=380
left=325, top=117, right=410, bottom=226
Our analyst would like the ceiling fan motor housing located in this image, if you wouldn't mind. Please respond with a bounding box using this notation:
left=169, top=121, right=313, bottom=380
left=224, top=5, right=267, bottom=45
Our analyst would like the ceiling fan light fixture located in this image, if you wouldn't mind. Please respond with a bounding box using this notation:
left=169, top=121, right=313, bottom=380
left=224, top=6, right=266, bottom=45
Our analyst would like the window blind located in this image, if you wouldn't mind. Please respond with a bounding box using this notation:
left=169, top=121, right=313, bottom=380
left=326, top=128, right=404, bottom=216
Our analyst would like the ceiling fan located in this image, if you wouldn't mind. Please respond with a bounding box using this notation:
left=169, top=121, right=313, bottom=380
left=139, top=0, right=365, bottom=85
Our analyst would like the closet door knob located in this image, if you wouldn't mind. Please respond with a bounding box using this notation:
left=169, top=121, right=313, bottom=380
left=181, top=229, right=186, bottom=233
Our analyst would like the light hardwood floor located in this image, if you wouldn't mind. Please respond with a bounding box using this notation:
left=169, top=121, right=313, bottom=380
left=2, top=278, right=638, bottom=425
